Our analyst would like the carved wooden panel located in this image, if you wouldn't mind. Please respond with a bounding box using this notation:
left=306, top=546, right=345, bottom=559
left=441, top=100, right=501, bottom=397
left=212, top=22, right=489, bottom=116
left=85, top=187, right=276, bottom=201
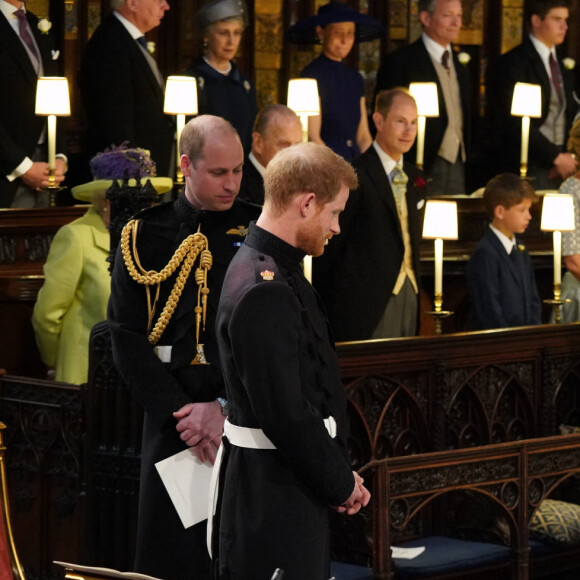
left=0, top=377, right=82, bottom=580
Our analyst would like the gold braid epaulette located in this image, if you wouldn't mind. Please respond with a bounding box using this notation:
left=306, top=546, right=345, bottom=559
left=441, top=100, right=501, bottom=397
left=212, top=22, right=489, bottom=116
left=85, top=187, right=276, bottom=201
left=120, top=219, right=212, bottom=349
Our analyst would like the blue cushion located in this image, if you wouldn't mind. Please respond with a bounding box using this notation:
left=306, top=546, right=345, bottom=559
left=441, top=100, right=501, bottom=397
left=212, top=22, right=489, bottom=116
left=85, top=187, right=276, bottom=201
left=393, top=536, right=511, bottom=578
left=330, top=561, right=373, bottom=579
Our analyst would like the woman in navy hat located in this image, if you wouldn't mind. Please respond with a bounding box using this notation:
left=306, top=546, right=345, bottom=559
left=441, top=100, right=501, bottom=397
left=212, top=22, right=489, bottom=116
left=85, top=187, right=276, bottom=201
left=187, top=0, right=257, bottom=152
left=286, top=2, right=384, bottom=161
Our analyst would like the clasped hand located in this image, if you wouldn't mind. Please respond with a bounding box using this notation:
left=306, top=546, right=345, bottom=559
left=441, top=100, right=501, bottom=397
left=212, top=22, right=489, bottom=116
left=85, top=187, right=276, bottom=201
left=334, top=471, right=371, bottom=516
left=22, top=158, right=66, bottom=190
left=173, top=401, right=224, bottom=465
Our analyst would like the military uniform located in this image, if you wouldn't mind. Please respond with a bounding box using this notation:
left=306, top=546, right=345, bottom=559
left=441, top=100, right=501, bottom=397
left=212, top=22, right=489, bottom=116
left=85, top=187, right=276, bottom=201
left=108, top=194, right=260, bottom=580
left=215, top=223, right=354, bottom=580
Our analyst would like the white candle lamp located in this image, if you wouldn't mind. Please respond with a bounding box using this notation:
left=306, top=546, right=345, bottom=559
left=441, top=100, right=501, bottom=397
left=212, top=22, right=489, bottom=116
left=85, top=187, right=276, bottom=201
left=35, top=77, right=71, bottom=199
left=287, top=78, right=320, bottom=145
left=409, top=82, right=439, bottom=170
left=164, top=76, right=198, bottom=185
left=422, top=200, right=458, bottom=333
left=287, top=78, right=320, bottom=283
left=541, top=192, right=575, bottom=322
left=510, top=83, right=542, bottom=179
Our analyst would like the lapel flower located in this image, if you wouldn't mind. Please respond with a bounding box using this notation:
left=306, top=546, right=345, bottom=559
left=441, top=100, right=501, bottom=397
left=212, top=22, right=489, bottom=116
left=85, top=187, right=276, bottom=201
left=563, top=57, right=576, bottom=70
left=517, top=244, right=526, bottom=252
left=147, top=41, right=156, bottom=55
left=457, top=51, right=471, bottom=66
left=413, top=176, right=427, bottom=189
left=38, top=18, right=52, bottom=34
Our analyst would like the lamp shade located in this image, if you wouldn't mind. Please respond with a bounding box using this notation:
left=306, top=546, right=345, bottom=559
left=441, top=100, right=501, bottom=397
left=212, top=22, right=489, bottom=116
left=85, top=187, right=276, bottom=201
left=164, top=76, right=198, bottom=115
left=409, top=82, right=439, bottom=117
left=287, top=78, right=320, bottom=115
left=35, top=77, right=70, bottom=116
left=541, top=193, right=575, bottom=231
left=422, top=200, right=458, bottom=239
left=511, top=82, right=542, bottom=118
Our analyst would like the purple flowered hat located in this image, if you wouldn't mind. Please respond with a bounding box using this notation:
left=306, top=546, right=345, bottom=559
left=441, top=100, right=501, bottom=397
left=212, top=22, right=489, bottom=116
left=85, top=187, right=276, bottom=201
left=71, top=142, right=172, bottom=202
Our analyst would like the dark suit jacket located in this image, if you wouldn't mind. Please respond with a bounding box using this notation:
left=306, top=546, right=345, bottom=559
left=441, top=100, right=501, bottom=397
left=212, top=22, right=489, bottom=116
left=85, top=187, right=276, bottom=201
left=313, top=146, right=426, bottom=342
left=467, top=228, right=541, bottom=330
left=0, top=8, right=59, bottom=206
left=80, top=14, right=174, bottom=176
left=238, top=156, right=265, bottom=205
left=486, top=37, right=576, bottom=178
left=375, top=37, right=472, bottom=174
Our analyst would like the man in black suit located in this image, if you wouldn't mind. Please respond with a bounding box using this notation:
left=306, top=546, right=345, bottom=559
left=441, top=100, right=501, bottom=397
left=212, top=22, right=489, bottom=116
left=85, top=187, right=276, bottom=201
left=238, top=104, right=302, bottom=205
left=80, top=0, right=174, bottom=177
left=314, top=89, right=427, bottom=341
left=375, top=0, right=470, bottom=196
left=0, top=0, right=66, bottom=208
left=486, top=0, right=577, bottom=189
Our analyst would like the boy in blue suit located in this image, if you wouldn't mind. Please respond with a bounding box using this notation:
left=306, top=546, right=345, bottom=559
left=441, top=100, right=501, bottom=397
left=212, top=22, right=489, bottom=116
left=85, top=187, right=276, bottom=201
left=467, top=174, right=542, bottom=329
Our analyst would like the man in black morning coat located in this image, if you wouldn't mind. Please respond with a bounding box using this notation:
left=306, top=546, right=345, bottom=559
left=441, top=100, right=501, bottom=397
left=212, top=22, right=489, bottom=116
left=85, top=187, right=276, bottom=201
left=0, top=0, right=66, bottom=207
left=108, top=116, right=260, bottom=580
left=485, top=0, right=577, bottom=189
left=313, top=89, right=426, bottom=341
left=214, top=141, right=370, bottom=580
left=374, top=0, right=471, bottom=195
left=80, top=0, right=174, bottom=177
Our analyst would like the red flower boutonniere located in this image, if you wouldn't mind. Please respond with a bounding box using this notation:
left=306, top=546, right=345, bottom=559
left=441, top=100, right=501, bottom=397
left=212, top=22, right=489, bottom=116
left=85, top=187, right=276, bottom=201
left=414, top=176, right=427, bottom=190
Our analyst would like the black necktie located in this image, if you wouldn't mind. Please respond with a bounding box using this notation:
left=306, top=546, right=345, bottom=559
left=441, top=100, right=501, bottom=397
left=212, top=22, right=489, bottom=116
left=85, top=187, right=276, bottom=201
left=442, top=49, right=450, bottom=70
left=136, top=36, right=148, bottom=51
left=15, top=9, right=40, bottom=64
left=549, top=53, right=564, bottom=103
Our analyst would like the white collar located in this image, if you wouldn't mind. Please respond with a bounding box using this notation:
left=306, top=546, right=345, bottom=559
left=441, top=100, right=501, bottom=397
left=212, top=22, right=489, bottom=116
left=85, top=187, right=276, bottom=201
left=113, top=10, right=143, bottom=41
left=422, top=32, right=451, bottom=63
left=373, top=141, right=402, bottom=181
left=0, top=1, right=21, bottom=20
left=489, top=223, right=516, bottom=255
left=529, top=33, right=557, bottom=65
left=248, top=152, right=266, bottom=177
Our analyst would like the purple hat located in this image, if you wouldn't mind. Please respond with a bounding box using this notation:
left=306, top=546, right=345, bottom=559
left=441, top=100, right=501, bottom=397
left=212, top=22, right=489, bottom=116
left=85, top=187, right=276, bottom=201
left=285, top=2, right=385, bottom=45
left=71, top=143, right=173, bottom=202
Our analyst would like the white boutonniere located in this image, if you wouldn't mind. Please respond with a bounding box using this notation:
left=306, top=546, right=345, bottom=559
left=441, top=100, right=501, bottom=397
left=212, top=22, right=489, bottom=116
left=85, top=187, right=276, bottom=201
left=37, top=18, right=52, bottom=34
left=563, top=57, right=576, bottom=70
left=243, top=80, right=251, bottom=92
left=147, top=41, right=156, bottom=55
left=457, top=51, right=471, bottom=66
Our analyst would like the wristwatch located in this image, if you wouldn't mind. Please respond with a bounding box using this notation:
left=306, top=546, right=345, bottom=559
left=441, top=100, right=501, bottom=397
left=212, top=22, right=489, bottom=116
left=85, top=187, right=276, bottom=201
left=216, top=397, right=228, bottom=416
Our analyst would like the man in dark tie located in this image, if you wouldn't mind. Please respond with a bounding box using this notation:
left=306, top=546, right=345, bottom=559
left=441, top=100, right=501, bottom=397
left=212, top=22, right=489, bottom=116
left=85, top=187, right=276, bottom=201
left=238, top=104, right=302, bottom=205
left=374, top=0, right=471, bottom=196
left=0, top=0, right=66, bottom=207
left=313, top=89, right=427, bottom=341
left=486, top=0, right=577, bottom=189
left=80, top=0, right=174, bottom=177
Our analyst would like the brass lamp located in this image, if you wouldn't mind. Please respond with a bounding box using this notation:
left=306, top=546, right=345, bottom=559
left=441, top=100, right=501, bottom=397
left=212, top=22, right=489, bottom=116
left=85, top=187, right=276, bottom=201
left=35, top=77, right=70, bottom=203
left=287, top=78, right=320, bottom=283
left=510, top=82, right=542, bottom=178
left=422, top=200, right=458, bottom=334
left=409, top=82, right=439, bottom=170
left=541, top=192, right=575, bottom=322
left=164, top=76, right=198, bottom=185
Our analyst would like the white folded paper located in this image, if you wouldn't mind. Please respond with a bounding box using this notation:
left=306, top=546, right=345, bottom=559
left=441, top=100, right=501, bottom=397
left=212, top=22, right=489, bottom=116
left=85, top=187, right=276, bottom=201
left=155, top=448, right=215, bottom=529
left=391, top=546, right=426, bottom=559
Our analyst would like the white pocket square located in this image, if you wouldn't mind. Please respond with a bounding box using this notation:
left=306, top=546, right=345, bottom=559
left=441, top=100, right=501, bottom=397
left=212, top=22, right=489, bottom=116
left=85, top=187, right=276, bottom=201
left=417, top=199, right=425, bottom=210
left=51, top=50, right=60, bottom=60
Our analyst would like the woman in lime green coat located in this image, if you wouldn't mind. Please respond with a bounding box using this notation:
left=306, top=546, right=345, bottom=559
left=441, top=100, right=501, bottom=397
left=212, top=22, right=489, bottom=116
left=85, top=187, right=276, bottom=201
left=32, top=201, right=110, bottom=384
left=32, top=145, right=172, bottom=384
